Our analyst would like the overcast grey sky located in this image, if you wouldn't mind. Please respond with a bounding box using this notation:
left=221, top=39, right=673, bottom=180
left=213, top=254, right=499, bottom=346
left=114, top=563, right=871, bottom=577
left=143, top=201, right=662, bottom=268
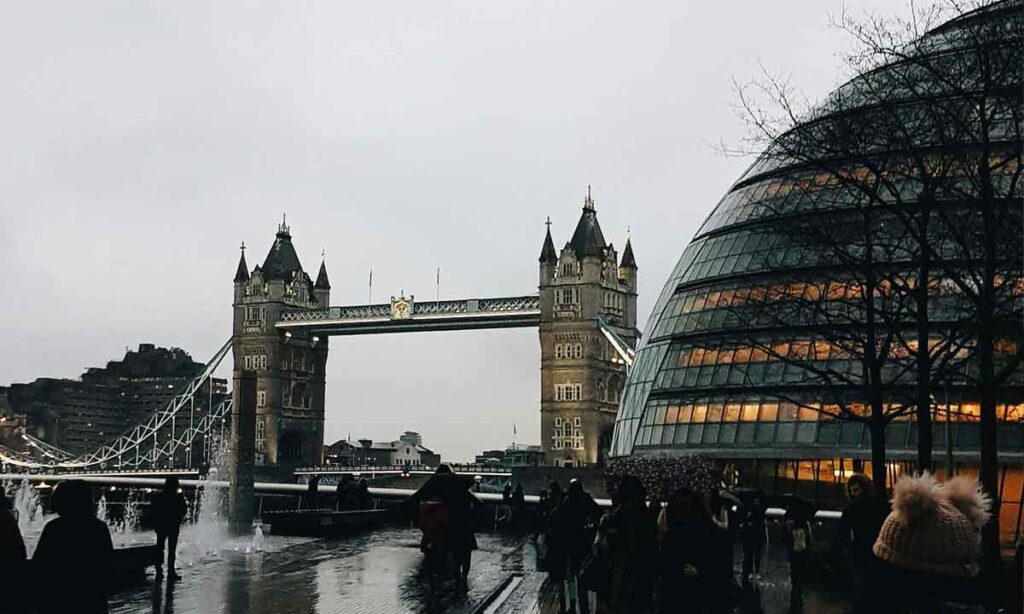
left=0, top=1, right=914, bottom=462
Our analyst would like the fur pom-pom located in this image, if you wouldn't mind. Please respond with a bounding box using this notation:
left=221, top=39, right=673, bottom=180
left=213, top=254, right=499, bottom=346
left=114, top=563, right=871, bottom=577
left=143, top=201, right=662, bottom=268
left=892, top=472, right=940, bottom=523
left=943, top=475, right=991, bottom=528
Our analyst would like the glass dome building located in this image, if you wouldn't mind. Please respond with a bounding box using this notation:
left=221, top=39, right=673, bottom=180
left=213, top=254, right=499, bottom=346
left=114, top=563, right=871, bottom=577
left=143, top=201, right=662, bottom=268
left=611, top=1, right=1023, bottom=534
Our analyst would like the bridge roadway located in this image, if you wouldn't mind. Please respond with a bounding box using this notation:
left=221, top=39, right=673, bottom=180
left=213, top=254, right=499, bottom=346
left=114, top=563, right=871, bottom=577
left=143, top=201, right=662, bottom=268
left=275, top=295, right=540, bottom=335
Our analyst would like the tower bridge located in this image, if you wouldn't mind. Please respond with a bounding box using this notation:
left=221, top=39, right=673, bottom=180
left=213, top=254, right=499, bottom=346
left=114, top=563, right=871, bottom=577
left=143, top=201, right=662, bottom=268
left=0, top=190, right=638, bottom=475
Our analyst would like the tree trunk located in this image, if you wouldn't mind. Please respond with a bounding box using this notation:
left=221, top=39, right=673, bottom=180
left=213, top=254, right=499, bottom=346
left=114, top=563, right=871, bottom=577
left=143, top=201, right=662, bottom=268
left=978, top=291, right=1001, bottom=568
left=915, top=205, right=933, bottom=472
left=869, top=406, right=889, bottom=495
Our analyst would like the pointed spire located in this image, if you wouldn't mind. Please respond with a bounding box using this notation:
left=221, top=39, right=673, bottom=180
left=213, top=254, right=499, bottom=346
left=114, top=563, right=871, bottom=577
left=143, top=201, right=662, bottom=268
left=263, top=217, right=303, bottom=280
left=234, top=242, right=250, bottom=282
left=620, top=236, right=637, bottom=269
left=570, top=187, right=607, bottom=259
left=315, top=255, right=331, bottom=289
left=539, top=216, right=557, bottom=263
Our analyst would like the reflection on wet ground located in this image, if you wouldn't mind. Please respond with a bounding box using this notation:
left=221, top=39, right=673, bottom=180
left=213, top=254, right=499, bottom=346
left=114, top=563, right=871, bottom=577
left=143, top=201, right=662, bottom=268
left=109, top=526, right=850, bottom=614
left=110, top=527, right=526, bottom=614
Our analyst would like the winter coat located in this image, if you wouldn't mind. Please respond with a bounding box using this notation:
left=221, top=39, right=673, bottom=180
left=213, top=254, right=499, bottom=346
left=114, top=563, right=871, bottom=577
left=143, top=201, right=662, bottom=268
left=658, top=513, right=733, bottom=613
left=551, top=488, right=602, bottom=573
left=404, top=473, right=479, bottom=555
left=0, top=507, right=26, bottom=564
left=832, top=495, right=889, bottom=568
left=32, top=515, right=114, bottom=614
left=597, top=503, right=658, bottom=614
left=150, top=490, right=187, bottom=535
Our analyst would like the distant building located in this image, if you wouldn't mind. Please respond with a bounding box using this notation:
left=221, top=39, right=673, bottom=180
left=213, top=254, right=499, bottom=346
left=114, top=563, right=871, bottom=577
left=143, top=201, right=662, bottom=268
left=0, top=344, right=225, bottom=457
left=475, top=443, right=545, bottom=467
left=323, top=432, right=440, bottom=467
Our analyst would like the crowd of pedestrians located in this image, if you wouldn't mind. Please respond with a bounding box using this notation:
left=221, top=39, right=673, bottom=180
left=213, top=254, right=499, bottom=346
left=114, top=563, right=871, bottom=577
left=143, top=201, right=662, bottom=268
left=534, top=469, right=992, bottom=614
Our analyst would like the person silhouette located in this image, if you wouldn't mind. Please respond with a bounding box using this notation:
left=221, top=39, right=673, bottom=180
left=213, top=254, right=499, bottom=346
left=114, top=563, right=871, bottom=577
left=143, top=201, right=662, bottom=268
left=1, top=491, right=28, bottom=613
left=0, top=491, right=26, bottom=565
left=151, top=477, right=187, bottom=581
left=32, top=479, right=114, bottom=614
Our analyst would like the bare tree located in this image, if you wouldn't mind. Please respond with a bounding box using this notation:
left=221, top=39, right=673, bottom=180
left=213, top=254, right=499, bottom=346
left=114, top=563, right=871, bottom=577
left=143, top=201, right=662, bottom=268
left=730, top=0, right=1022, bottom=565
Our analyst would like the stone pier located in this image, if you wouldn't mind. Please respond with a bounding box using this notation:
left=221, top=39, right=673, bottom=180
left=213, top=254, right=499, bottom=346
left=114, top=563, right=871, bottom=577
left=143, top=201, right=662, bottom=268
left=228, top=370, right=256, bottom=534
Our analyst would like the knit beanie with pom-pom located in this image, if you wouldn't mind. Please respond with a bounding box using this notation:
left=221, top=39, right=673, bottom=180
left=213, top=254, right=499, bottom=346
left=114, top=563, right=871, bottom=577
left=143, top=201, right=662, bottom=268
left=872, top=473, right=991, bottom=578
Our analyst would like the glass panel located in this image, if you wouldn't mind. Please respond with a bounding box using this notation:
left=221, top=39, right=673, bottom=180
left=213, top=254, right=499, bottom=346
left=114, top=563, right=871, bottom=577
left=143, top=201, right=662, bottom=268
left=760, top=403, right=779, bottom=421
left=692, top=404, right=708, bottom=423
left=707, top=403, right=724, bottom=423
left=776, top=422, right=796, bottom=443
left=724, top=404, right=741, bottom=422
left=798, top=407, right=819, bottom=421
left=755, top=423, right=776, bottom=443
left=660, top=425, right=676, bottom=445
left=741, top=403, right=760, bottom=421
left=665, top=405, right=680, bottom=425
left=687, top=424, right=704, bottom=444
left=720, top=423, right=737, bottom=444
left=796, top=423, right=817, bottom=443
left=703, top=423, right=721, bottom=443
left=737, top=423, right=756, bottom=443
left=674, top=424, right=690, bottom=444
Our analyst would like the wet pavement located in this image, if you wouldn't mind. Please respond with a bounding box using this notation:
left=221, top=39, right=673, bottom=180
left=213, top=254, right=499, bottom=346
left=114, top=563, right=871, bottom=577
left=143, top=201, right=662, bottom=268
left=108, top=526, right=851, bottom=614
left=110, top=526, right=529, bottom=614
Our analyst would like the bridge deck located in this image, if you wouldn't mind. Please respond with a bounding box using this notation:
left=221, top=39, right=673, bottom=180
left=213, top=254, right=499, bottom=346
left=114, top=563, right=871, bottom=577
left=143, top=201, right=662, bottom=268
left=277, top=295, right=540, bottom=335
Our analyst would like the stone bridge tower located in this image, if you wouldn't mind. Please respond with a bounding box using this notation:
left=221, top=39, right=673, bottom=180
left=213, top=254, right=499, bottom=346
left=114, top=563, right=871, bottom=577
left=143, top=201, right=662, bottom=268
left=232, top=217, right=329, bottom=467
left=539, top=190, right=637, bottom=466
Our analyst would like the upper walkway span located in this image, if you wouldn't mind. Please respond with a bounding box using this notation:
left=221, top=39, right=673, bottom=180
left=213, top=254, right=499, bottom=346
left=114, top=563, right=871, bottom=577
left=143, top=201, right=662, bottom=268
left=276, top=295, right=541, bottom=335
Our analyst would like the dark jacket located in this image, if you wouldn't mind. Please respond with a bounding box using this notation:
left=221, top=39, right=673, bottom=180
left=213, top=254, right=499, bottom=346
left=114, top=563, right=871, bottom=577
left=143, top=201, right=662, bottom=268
left=599, top=503, right=658, bottom=614
left=659, top=515, right=733, bottom=613
left=551, top=487, right=602, bottom=573
left=404, top=472, right=479, bottom=553
left=832, top=495, right=889, bottom=567
left=151, top=490, right=188, bottom=535
left=33, top=516, right=114, bottom=614
left=0, top=507, right=26, bottom=564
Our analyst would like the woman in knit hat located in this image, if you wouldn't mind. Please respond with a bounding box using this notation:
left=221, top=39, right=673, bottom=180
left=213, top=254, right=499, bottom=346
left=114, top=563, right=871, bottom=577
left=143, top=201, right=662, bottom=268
left=869, top=473, right=990, bottom=611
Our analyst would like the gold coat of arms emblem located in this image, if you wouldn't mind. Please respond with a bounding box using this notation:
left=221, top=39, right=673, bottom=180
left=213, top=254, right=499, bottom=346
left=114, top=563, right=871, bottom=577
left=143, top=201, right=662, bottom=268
left=390, top=292, right=413, bottom=320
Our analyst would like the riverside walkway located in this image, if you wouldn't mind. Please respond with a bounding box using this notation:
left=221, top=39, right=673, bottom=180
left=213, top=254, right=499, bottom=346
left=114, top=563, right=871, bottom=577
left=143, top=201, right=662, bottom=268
left=107, top=525, right=850, bottom=614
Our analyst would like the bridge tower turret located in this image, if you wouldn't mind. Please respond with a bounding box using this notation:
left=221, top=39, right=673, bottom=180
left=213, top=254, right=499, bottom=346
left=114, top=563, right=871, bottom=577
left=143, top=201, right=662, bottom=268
left=232, top=216, right=328, bottom=468
left=538, top=189, right=637, bottom=466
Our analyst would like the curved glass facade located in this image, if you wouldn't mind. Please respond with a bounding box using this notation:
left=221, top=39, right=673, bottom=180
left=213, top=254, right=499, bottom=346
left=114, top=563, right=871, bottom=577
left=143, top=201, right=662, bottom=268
left=611, top=0, right=1024, bottom=477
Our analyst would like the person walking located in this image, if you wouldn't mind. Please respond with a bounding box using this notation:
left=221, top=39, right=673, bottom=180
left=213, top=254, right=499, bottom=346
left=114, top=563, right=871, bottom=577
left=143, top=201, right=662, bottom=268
left=403, top=464, right=479, bottom=588
left=511, top=482, right=526, bottom=527
left=32, top=479, right=114, bottom=614
left=596, top=475, right=657, bottom=614
left=830, top=474, right=888, bottom=596
left=657, top=488, right=733, bottom=614
left=151, top=477, right=188, bottom=581
left=739, top=492, right=767, bottom=586
left=551, top=479, right=602, bottom=613
left=782, top=505, right=813, bottom=613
